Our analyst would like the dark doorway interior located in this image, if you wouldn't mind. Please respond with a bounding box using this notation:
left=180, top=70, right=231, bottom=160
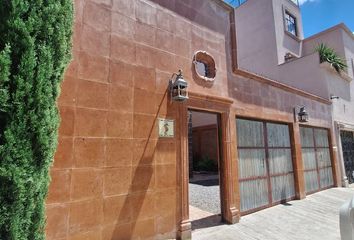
left=188, top=110, right=222, bottom=230
left=341, top=131, right=354, bottom=184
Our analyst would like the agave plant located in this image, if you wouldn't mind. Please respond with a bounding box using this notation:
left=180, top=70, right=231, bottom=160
left=315, top=43, right=347, bottom=73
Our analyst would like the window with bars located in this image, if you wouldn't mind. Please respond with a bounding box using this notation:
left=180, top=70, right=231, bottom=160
left=285, top=11, right=297, bottom=36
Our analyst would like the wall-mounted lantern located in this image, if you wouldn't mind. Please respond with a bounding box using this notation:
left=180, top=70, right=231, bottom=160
left=330, top=95, right=339, bottom=100
left=169, top=70, right=188, bottom=102
left=295, top=106, right=309, bottom=123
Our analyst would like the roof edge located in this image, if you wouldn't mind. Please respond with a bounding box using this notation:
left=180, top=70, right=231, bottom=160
left=303, top=23, right=354, bottom=42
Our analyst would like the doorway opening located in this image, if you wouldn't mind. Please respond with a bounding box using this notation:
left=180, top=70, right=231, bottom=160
left=188, top=110, right=222, bottom=230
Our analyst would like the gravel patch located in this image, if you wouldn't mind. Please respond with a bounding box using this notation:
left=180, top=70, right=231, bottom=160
left=189, top=179, right=221, bottom=214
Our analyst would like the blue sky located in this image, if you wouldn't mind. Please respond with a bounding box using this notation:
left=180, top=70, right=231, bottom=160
left=300, top=0, right=354, bottom=37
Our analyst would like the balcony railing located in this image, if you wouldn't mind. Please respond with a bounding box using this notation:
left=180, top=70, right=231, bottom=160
left=224, top=0, right=299, bottom=8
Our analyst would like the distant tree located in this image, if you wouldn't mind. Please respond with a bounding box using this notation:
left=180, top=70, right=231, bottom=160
left=0, top=1, right=73, bottom=239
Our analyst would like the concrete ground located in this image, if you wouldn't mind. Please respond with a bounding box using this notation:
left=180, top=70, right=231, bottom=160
left=192, top=187, right=354, bottom=240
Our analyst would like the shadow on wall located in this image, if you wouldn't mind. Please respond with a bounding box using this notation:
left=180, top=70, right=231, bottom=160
left=112, top=88, right=176, bottom=239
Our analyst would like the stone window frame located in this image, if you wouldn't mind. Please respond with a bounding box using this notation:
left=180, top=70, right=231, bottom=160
left=192, top=51, right=217, bottom=82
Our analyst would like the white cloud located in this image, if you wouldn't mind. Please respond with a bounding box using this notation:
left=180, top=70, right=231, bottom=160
left=298, top=0, right=318, bottom=5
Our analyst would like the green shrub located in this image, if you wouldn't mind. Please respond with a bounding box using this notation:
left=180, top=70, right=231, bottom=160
left=195, top=156, right=218, bottom=172
left=315, top=43, right=347, bottom=73
left=0, top=1, right=73, bottom=239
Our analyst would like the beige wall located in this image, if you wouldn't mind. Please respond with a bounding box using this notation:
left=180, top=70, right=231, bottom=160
left=272, top=0, right=303, bottom=64
left=278, top=53, right=328, bottom=98
left=277, top=52, right=351, bottom=100
left=235, top=0, right=279, bottom=80
left=235, top=0, right=353, bottom=102
left=342, top=29, right=354, bottom=79
left=235, top=0, right=304, bottom=78
left=302, top=25, right=354, bottom=79
left=302, top=28, right=344, bottom=57
left=302, top=26, right=354, bottom=124
left=334, top=29, right=354, bottom=124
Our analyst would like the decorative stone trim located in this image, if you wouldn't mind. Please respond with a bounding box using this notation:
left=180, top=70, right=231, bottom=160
left=178, top=96, right=240, bottom=239
left=192, top=51, right=217, bottom=82
left=188, top=91, right=234, bottom=105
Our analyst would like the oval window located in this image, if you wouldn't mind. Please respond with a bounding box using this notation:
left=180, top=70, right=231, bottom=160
left=193, top=51, right=216, bottom=82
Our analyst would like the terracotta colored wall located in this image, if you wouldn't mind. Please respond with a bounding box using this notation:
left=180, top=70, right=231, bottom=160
left=46, top=0, right=180, bottom=239
left=46, top=0, right=336, bottom=239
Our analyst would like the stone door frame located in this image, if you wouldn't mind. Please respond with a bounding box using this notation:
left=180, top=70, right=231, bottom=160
left=177, top=92, right=239, bottom=240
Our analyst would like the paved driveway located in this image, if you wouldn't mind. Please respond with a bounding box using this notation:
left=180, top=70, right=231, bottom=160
left=193, top=187, right=354, bottom=240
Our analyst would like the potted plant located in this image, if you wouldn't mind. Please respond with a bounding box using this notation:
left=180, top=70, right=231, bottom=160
left=315, top=43, right=347, bottom=74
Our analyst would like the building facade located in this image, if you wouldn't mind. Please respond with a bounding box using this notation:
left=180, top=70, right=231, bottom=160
left=45, top=0, right=348, bottom=239
left=302, top=25, right=354, bottom=186
left=234, top=0, right=354, bottom=187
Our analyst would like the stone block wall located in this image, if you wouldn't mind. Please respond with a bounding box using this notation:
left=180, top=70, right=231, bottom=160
left=45, top=0, right=337, bottom=239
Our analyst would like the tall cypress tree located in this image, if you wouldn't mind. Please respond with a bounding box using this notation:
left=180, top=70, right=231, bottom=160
left=0, top=0, right=73, bottom=239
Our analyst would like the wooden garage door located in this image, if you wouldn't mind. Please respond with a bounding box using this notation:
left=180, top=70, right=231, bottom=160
left=237, top=119, right=295, bottom=214
left=300, top=127, right=334, bottom=194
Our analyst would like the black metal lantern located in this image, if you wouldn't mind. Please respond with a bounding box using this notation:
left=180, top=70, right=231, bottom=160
left=298, top=106, right=309, bottom=122
left=169, top=70, right=188, bottom=102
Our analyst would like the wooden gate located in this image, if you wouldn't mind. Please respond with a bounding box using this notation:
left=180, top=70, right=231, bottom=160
left=300, top=127, right=334, bottom=194
left=236, top=119, right=295, bottom=214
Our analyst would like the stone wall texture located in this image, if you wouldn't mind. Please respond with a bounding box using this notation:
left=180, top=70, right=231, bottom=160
left=46, top=0, right=336, bottom=239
